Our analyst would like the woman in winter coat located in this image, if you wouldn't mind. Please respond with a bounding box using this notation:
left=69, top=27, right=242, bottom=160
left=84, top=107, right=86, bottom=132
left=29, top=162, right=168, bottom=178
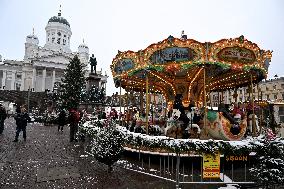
left=13, top=106, right=31, bottom=142
left=0, top=104, right=7, bottom=134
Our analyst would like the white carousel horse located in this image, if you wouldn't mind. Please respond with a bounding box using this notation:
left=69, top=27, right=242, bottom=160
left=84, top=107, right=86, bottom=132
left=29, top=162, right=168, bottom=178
left=186, top=108, right=201, bottom=135
left=248, top=114, right=259, bottom=133
left=165, top=108, right=201, bottom=138
left=165, top=109, right=181, bottom=135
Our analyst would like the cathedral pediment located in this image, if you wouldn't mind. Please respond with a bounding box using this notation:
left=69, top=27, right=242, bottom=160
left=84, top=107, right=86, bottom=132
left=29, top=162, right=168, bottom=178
left=35, top=54, right=72, bottom=64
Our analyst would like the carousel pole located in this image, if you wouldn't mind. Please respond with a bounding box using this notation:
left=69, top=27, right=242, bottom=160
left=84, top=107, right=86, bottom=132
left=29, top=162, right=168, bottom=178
left=119, top=80, right=122, bottom=125
left=203, top=67, right=207, bottom=136
left=204, top=43, right=208, bottom=136
left=126, top=89, right=129, bottom=126
left=250, top=74, right=256, bottom=136
left=140, top=87, right=143, bottom=117
left=164, top=98, right=167, bottom=118
left=257, top=83, right=262, bottom=131
left=152, top=90, right=155, bottom=124
left=146, top=72, right=150, bottom=135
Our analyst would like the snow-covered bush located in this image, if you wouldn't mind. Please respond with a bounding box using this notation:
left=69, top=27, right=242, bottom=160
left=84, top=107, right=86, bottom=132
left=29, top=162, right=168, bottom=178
left=89, top=119, right=125, bottom=172
left=249, top=136, right=284, bottom=187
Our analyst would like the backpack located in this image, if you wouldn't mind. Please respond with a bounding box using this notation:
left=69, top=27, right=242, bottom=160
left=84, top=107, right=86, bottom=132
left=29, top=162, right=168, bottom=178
left=71, top=110, right=80, bottom=123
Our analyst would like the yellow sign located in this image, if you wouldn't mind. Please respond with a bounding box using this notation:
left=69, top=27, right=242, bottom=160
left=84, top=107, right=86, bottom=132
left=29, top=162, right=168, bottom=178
left=203, top=153, right=220, bottom=178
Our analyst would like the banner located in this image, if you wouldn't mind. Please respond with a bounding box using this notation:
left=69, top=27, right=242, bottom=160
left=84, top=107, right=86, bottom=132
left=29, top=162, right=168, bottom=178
left=203, top=152, right=220, bottom=178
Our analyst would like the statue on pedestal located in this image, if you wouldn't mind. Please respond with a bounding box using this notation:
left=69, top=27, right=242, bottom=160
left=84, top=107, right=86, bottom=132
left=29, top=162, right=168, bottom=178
left=90, top=54, right=97, bottom=74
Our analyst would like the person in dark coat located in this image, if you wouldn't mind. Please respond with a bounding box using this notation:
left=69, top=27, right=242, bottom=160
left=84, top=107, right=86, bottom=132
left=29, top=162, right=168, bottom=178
left=13, top=106, right=31, bottom=142
left=0, top=104, right=7, bottom=134
left=68, top=108, right=80, bottom=142
left=57, top=109, right=66, bottom=132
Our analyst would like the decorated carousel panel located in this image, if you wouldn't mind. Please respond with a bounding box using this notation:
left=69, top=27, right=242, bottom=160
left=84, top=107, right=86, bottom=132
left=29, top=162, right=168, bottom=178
left=206, top=110, right=247, bottom=140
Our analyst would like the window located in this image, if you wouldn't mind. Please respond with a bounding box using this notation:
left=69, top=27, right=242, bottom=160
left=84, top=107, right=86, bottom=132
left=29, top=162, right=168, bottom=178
left=52, top=37, right=55, bottom=43
left=274, top=94, right=278, bottom=99
left=16, top=73, right=21, bottom=79
left=63, top=39, right=66, bottom=45
left=282, top=94, right=284, bottom=100
left=46, top=71, right=52, bottom=77
left=267, top=94, right=270, bottom=100
left=266, top=86, right=269, bottom=91
left=57, top=32, right=61, bottom=36
left=64, top=35, right=66, bottom=37
left=36, top=70, right=42, bottom=76
left=57, top=38, right=60, bottom=44
left=279, top=107, right=284, bottom=123
left=15, top=83, right=21, bottom=91
left=281, top=84, right=284, bottom=89
left=273, top=85, right=276, bottom=90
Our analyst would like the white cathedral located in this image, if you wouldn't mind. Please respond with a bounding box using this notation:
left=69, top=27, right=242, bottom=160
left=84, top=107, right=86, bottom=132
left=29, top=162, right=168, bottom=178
left=0, top=10, right=107, bottom=93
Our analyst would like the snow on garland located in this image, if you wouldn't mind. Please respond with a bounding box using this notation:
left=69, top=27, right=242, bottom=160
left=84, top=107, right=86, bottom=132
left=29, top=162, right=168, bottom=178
left=80, top=120, right=284, bottom=155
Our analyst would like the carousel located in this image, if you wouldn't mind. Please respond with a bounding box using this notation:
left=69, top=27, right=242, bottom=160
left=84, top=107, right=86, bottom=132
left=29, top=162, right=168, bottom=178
left=110, top=34, right=272, bottom=141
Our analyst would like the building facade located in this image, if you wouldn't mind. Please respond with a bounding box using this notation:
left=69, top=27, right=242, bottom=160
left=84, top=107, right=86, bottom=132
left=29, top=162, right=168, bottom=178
left=0, top=10, right=107, bottom=93
left=210, top=77, right=284, bottom=123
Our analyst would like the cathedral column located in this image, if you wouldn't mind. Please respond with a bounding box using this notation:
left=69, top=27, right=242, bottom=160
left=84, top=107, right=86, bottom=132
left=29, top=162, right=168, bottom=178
left=2, top=70, right=6, bottom=90
left=32, top=68, right=36, bottom=91
left=20, top=71, right=25, bottom=91
left=52, top=69, right=56, bottom=91
left=11, top=71, right=16, bottom=90
left=42, top=68, right=46, bottom=91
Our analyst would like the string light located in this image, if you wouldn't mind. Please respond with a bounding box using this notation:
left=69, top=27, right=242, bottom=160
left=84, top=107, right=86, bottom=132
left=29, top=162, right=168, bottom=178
left=111, top=36, right=272, bottom=104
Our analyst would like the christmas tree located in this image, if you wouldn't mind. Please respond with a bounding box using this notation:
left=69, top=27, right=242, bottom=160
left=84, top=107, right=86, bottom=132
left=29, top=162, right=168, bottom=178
left=59, top=55, right=86, bottom=110
left=90, top=119, right=125, bottom=172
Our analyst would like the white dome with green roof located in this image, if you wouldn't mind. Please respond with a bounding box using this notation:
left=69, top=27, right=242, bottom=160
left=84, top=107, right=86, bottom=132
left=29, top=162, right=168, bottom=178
left=44, top=10, right=72, bottom=53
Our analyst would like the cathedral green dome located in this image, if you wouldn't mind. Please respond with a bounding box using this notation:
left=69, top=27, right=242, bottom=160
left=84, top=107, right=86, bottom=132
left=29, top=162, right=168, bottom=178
left=48, top=16, right=70, bottom=27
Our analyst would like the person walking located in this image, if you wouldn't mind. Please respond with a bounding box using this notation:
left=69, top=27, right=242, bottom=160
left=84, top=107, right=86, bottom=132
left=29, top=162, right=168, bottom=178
left=0, top=104, right=7, bottom=134
left=57, top=109, right=66, bottom=132
left=68, top=108, right=80, bottom=142
left=13, top=106, right=31, bottom=142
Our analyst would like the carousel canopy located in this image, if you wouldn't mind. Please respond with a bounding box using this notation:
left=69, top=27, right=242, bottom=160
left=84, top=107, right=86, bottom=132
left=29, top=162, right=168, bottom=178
left=110, top=35, right=272, bottom=104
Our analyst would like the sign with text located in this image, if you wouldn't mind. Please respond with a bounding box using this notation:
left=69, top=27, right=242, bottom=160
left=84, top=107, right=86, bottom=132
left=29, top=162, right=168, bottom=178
left=150, top=47, right=196, bottom=64
left=218, top=47, right=255, bottom=63
left=203, top=153, right=220, bottom=179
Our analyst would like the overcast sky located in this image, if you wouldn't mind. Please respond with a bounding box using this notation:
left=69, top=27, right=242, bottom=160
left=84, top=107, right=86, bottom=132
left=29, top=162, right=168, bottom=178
left=0, top=0, right=283, bottom=96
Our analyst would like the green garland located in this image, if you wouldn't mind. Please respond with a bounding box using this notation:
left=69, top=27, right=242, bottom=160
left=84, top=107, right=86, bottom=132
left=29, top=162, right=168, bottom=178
left=80, top=121, right=284, bottom=155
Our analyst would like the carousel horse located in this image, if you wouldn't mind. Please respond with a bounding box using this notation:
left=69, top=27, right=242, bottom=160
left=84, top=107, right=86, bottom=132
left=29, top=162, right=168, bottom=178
left=165, top=109, right=183, bottom=138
